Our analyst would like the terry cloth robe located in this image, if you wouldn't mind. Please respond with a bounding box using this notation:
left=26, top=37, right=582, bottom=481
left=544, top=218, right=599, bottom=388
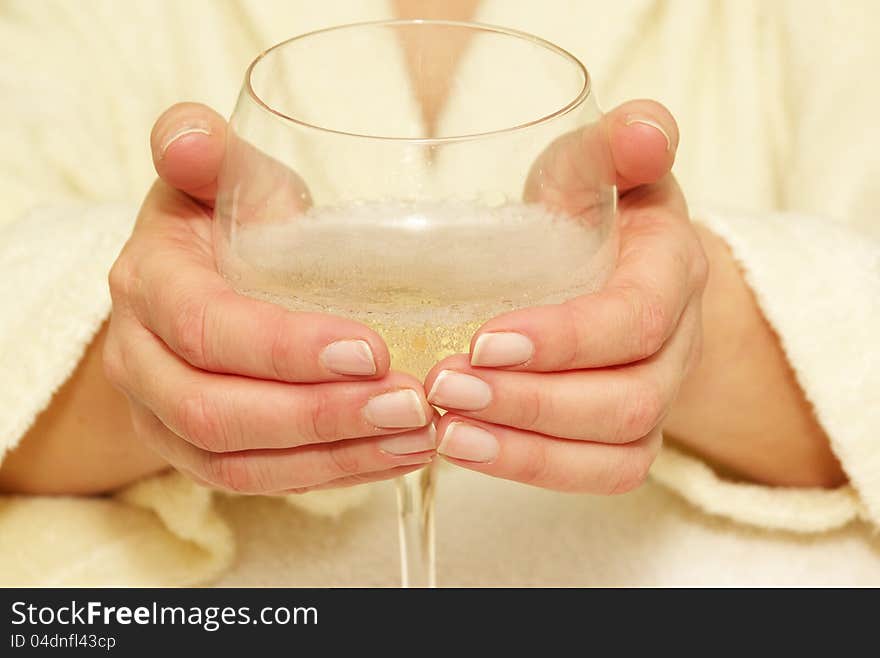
left=0, top=0, right=878, bottom=586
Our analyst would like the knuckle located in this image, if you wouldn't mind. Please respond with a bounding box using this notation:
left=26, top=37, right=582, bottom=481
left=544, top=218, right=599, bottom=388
left=108, top=251, right=135, bottom=302
left=129, top=416, right=154, bottom=446
left=513, top=441, right=550, bottom=488
left=177, top=391, right=228, bottom=452
left=127, top=406, right=157, bottom=442
left=605, top=449, right=653, bottom=495
left=618, top=381, right=665, bottom=442
left=173, top=298, right=209, bottom=367
left=299, top=391, right=340, bottom=444
left=101, top=339, right=126, bottom=389
left=327, top=444, right=365, bottom=478
left=268, top=317, right=298, bottom=382
left=206, top=453, right=266, bottom=494
left=633, top=289, right=669, bottom=359
left=558, top=301, right=587, bottom=369
left=691, top=243, right=710, bottom=291
left=512, top=386, right=550, bottom=433
left=340, top=471, right=384, bottom=486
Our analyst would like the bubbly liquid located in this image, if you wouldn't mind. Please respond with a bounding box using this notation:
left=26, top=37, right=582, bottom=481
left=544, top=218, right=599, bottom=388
left=234, top=288, right=484, bottom=379
left=224, top=200, right=614, bottom=375
left=220, top=200, right=615, bottom=587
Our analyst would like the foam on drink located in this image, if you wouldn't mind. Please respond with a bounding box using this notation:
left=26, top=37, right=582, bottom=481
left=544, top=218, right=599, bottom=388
left=222, top=200, right=615, bottom=378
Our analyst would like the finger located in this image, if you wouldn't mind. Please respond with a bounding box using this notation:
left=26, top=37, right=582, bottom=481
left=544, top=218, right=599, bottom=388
left=470, top=185, right=702, bottom=371
left=606, top=99, right=679, bottom=192
left=113, top=318, right=433, bottom=451
left=435, top=414, right=662, bottom=494
left=221, top=127, right=313, bottom=226
left=135, top=406, right=434, bottom=493
left=138, top=276, right=391, bottom=382
left=151, top=103, right=227, bottom=204
left=428, top=307, right=696, bottom=442
left=280, top=463, right=429, bottom=495
left=114, top=194, right=392, bottom=382
left=130, top=402, right=437, bottom=494
left=524, top=99, right=679, bottom=214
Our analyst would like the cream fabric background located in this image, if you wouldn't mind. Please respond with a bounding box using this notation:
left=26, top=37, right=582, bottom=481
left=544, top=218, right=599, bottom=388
left=0, top=0, right=878, bottom=585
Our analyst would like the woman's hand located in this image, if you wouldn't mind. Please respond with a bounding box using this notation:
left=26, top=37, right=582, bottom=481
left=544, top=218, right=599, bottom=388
left=103, top=103, right=436, bottom=495
left=426, top=100, right=707, bottom=493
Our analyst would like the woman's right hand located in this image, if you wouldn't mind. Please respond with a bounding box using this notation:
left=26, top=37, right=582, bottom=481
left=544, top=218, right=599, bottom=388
left=103, top=103, right=436, bottom=495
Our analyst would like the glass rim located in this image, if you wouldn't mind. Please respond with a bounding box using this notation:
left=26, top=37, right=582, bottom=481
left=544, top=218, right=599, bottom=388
left=243, top=18, right=592, bottom=144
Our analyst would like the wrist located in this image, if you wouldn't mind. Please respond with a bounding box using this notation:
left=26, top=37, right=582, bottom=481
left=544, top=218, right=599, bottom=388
left=664, top=223, right=845, bottom=488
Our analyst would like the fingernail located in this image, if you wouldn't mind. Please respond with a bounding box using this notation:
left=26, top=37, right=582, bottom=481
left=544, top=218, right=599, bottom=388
left=471, top=332, right=534, bottom=367
left=320, top=339, right=376, bottom=376
left=438, top=422, right=499, bottom=463
left=624, top=115, right=671, bottom=151
left=378, top=423, right=437, bottom=456
left=364, top=389, right=428, bottom=429
left=160, top=123, right=212, bottom=156
left=427, top=370, right=492, bottom=411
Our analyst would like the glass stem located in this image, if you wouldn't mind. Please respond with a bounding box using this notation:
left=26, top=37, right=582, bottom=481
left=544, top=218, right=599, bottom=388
left=395, top=463, right=437, bottom=588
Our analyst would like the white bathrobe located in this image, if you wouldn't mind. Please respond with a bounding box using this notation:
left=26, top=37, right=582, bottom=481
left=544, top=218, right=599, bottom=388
left=0, top=0, right=878, bottom=586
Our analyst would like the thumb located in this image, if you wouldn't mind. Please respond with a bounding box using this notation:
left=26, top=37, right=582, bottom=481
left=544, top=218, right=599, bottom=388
left=150, top=102, right=227, bottom=205
left=524, top=98, right=679, bottom=217
left=606, top=99, right=679, bottom=192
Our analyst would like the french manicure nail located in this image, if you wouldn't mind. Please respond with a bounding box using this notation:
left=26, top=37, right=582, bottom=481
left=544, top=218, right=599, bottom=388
left=471, top=332, right=534, bottom=367
left=363, top=389, right=428, bottom=429
left=378, top=424, right=437, bottom=456
left=624, top=115, right=671, bottom=151
left=427, top=370, right=492, bottom=411
left=160, top=123, right=212, bottom=156
left=438, top=422, right=499, bottom=463
left=320, top=339, right=376, bottom=376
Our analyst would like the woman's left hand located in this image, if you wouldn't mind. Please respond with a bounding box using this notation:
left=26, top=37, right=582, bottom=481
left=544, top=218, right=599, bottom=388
left=426, top=100, right=708, bottom=493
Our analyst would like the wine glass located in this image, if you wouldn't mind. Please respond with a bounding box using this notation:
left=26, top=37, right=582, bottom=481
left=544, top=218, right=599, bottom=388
left=213, top=19, right=617, bottom=587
